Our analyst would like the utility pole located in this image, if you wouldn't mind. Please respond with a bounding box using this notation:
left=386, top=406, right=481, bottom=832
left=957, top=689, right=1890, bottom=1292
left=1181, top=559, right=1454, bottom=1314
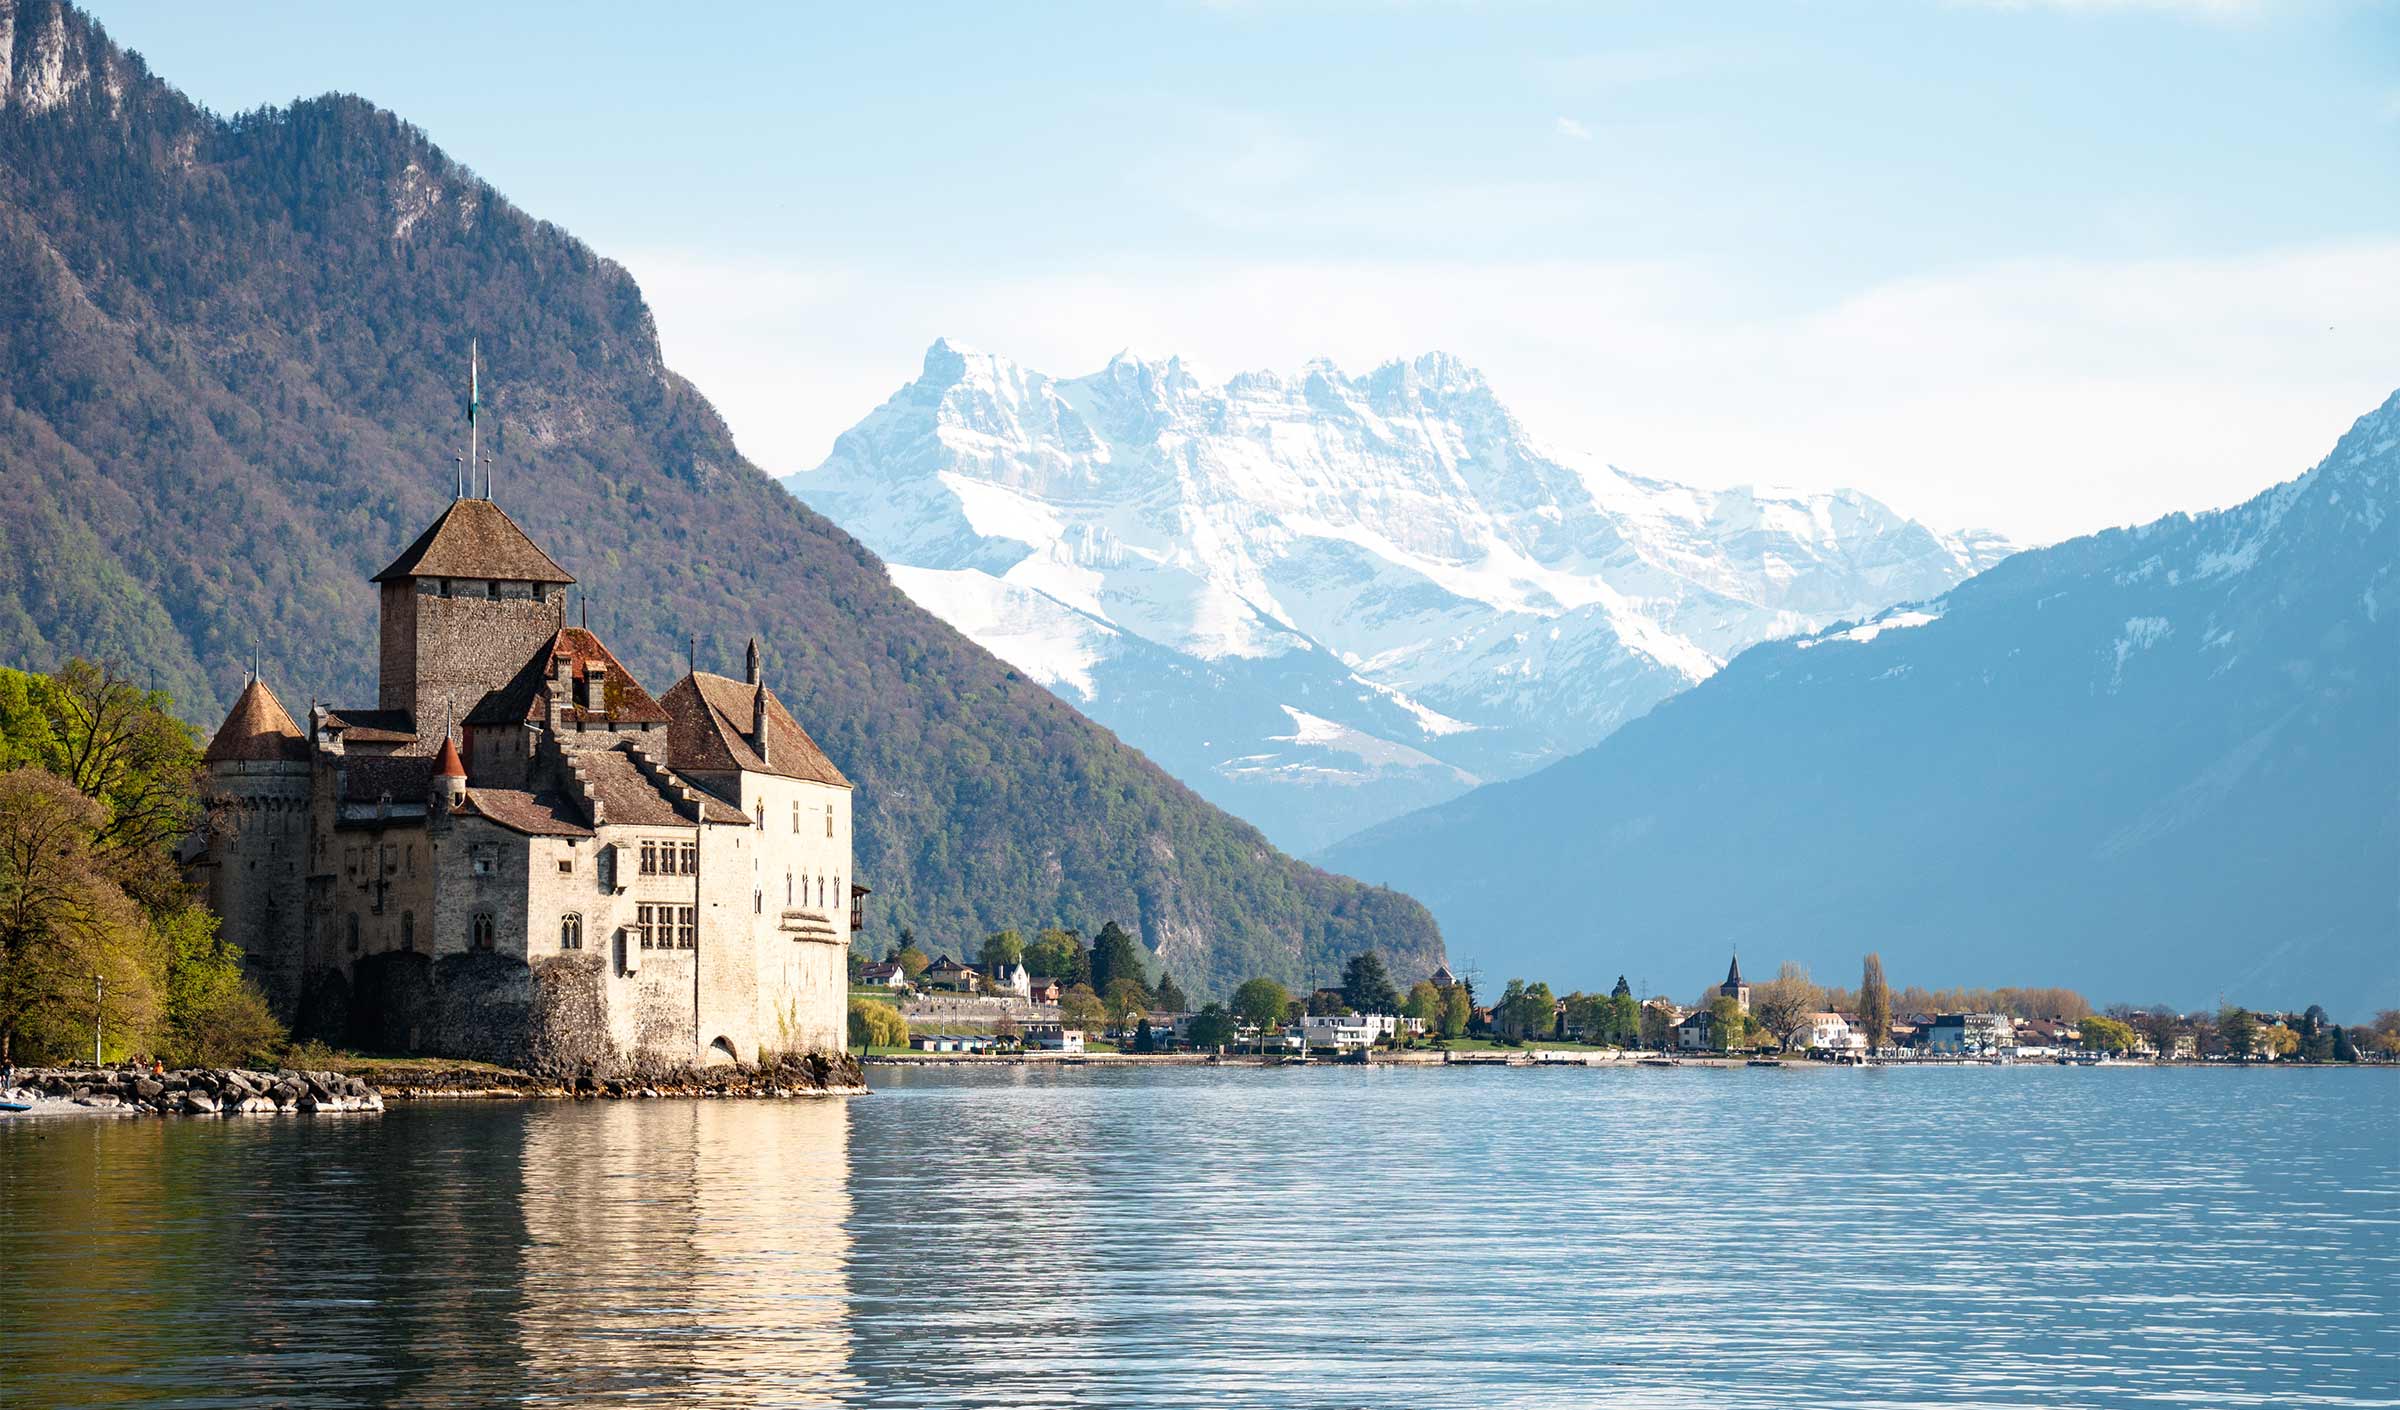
left=93, top=973, right=105, bottom=1067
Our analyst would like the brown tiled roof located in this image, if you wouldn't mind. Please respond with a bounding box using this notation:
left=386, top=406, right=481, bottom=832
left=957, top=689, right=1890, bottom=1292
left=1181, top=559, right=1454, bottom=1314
left=454, top=788, right=594, bottom=838
left=570, top=747, right=697, bottom=828
left=203, top=679, right=308, bottom=764
left=340, top=755, right=437, bottom=804
left=433, top=736, right=466, bottom=779
left=371, top=498, right=574, bottom=585
left=465, top=628, right=671, bottom=728
left=322, top=707, right=416, bottom=744
left=659, top=672, right=849, bottom=788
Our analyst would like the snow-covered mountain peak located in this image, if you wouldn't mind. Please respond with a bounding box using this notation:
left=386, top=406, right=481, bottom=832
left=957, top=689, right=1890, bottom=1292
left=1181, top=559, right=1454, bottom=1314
left=791, top=344, right=2017, bottom=851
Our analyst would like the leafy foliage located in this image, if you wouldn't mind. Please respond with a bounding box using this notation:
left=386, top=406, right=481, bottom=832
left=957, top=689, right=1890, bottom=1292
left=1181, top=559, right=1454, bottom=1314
left=847, top=996, right=909, bottom=1050
left=0, top=1, right=1442, bottom=1001
left=0, top=661, right=281, bottom=1062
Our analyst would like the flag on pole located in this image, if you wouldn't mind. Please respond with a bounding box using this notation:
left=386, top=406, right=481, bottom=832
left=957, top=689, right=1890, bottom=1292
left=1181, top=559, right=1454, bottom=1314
left=467, top=338, right=481, bottom=428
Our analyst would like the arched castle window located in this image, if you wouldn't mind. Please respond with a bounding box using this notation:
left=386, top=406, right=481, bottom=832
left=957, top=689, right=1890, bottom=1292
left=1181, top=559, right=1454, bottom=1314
left=791, top=799, right=801, bottom=833
left=785, top=869, right=793, bottom=906
left=825, top=803, right=835, bottom=838
left=401, top=911, right=415, bottom=951
left=345, top=915, right=359, bottom=953
left=561, top=914, right=583, bottom=951
left=472, top=913, right=495, bottom=950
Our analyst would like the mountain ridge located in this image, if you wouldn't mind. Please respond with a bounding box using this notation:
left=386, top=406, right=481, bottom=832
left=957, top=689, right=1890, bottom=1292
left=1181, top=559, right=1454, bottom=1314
left=1318, top=391, right=2400, bottom=1013
left=787, top=338, right=2015, bottom=851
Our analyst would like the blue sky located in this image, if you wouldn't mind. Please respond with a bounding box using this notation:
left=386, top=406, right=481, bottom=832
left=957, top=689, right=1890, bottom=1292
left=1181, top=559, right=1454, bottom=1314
left=84, top=0, right=2400, bottom=541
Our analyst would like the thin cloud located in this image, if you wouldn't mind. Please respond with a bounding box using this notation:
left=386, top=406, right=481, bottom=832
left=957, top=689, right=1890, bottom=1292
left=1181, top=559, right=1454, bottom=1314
left=1554, top=116, right=1594, bottom=141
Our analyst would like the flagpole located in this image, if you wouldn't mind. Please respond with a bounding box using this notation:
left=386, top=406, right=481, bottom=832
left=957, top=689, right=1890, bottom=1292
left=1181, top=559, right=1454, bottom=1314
left=469, top=337, right=481, bottom=499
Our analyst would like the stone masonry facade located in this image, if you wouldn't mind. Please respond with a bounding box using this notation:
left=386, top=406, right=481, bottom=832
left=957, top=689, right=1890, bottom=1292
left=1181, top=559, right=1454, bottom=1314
left=191, top=494, right=858, bottom=1075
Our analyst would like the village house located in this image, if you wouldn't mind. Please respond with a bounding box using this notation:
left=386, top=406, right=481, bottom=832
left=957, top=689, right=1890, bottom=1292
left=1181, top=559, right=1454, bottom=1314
left=1025, top=1023, right=1086, bottom=1054
left=919, top=957, right=983, bottom=993
left=985, top=961, right=1033, bottom=1000
left=1792, top=1012, right=1863, bottom=1054
left=857, top=959, right=908, bottom=989
left=190, top=454, right=859, bottom=1073
left=1922, top=1013, right=2015, bottom=1055
left=1025, top=975, right=1063, bottom=1005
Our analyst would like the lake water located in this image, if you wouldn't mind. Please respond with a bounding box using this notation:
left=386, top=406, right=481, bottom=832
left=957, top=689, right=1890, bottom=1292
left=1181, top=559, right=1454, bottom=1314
left=3, top=1064, right=2395, bottom=1408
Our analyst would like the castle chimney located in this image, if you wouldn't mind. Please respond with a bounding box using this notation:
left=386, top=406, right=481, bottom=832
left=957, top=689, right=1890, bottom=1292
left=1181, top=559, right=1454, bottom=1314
left=745, top=636, right=761, bottom=685
left=548, top=647, right=571, bottom=730
left=752, top=680, right=773, bottom=769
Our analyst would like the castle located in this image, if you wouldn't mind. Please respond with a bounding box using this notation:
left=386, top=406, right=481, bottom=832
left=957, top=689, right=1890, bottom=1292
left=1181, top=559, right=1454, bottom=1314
left=191, top=487, right=856, bottom=1072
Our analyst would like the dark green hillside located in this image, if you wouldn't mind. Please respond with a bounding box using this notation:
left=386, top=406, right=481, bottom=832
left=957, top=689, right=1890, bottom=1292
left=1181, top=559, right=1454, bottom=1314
left=0, top=0, right=1440, bottom=997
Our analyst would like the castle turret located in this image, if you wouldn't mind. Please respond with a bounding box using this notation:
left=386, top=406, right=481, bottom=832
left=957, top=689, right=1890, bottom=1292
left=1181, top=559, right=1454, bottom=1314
left=198, top=677, right=313, bottom=1015
left=432, top=733, right=468, bottom=811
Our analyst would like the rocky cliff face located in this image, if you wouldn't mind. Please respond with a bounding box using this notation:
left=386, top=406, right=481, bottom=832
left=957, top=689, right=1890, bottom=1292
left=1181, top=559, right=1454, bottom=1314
left=791, top=341, right=2012, bottom=850
left=0, top=0, right=1442, bottom=999
left=1320, top=393, right=2400, bottom=1014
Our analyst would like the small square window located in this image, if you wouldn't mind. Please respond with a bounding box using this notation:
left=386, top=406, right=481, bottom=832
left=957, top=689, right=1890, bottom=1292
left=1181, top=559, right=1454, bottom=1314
left=558, top=858, right=574, bottom=875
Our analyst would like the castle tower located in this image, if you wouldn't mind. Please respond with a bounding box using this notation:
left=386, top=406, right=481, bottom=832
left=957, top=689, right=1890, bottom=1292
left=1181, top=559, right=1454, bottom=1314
left=372, top=499, right=574, bottom=749
left=199, top=676, right=314, bottom=1015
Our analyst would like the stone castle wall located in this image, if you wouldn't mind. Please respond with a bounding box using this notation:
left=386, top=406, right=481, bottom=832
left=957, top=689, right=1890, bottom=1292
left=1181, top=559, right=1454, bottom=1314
left=200, top=759, right=311, bottom=1015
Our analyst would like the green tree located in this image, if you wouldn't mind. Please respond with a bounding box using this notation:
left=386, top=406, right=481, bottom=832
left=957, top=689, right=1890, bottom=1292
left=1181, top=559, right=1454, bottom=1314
left=1104, top=976, right=1151, bottom=1027
left=1639, top=1001, right=1673, bottom=1051
left=0, top=768, right=161, bottom=1062
left=978, top=929, right=1025, bottom=972
left=1341, top=949, right=1401, bottom=1014
left=2260, top=1023, right=2300, bottom=1059
left=1187, top=1003, right=1236, bottom=1051
left=1706, top=993, right=1748, bottom=1051
left=1232, top=978, right=1290, bottom=1053
left=1059, top=983, right=1109, bottom=1035
left=894, top=945, right=931, bottom=982
left=847, top=996, right=909, bottom=1050
left=1438, top=983, right=1471, bottom=1039
left=1132, top=1018, right=1156, bottom=1054
left=1154, top=972, right=1190, bottom=1013
left=1606, top=991, right=1641, bottom=1047
left=2078, top=1014, right=2137, bottom=1053
left=1090, top=921, right=1147, bottom=999
left=2219, top=1005, right=2260, bottom=1060
left=157, top=906, right=281, bottom=1067
left=1494, top=980, right=1556, bottom=1044
left=1403, top=980, right=1442, bottom=1026
left=1858, top=953, right=1892, bottom=1054
left=1025, top=927, right=1088, bottom=985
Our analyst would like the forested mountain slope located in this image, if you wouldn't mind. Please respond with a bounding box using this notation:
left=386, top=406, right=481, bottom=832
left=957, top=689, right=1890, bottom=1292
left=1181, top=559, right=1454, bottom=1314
left=0, top=0, right=1440, bottom=997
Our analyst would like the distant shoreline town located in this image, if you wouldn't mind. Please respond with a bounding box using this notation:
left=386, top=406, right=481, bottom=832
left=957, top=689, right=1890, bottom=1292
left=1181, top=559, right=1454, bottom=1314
left=850, top=933, right=2399, bottom=1069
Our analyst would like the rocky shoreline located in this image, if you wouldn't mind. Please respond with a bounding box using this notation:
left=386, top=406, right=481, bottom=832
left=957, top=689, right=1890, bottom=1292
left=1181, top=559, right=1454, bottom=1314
left=355, top=1051, right=868, bottom=1100
left=3, top=1065, right=384, bottom=1116
left=1, top=1051, right=870, bottom=1117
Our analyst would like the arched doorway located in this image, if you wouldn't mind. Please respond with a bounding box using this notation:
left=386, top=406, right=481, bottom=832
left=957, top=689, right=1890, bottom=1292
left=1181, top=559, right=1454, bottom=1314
left=704, top=1036, right=739, bottom=1066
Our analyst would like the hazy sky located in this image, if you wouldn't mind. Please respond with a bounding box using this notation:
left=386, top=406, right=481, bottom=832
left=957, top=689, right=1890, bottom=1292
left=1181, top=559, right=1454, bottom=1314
left=85, top=0, right=2399, bottom=542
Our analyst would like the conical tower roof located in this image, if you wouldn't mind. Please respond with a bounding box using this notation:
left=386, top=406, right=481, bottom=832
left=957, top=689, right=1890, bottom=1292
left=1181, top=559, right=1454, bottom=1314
left=1724, top=952, right=1745, bottom=988
left=203, top=678, right=309, bottom=765
left=433, top=734, right=467, bottom=779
